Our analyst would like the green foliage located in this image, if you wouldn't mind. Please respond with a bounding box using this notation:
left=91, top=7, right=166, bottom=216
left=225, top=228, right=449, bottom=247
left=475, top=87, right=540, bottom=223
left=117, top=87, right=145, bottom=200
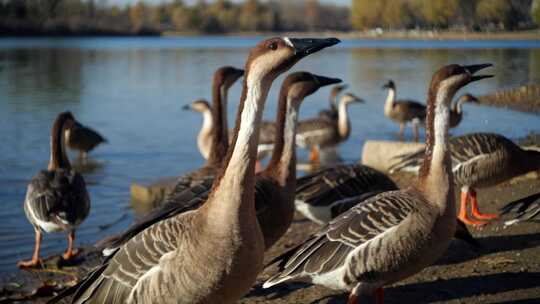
left=533, top=0, right=540, bottom=25
left=476, top=0, right=513, bottom=28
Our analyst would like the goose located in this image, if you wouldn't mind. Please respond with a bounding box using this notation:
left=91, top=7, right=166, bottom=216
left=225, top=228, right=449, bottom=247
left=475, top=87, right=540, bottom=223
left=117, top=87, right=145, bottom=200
left=19, top=112, right=91, bottom=268
left=99, top=71, right=343, bottom=254
left=262, top=63, right=493, bottom=303
left=294, top=164, right=479, bottom=248
left=182, top=99, right=213, bottom=160
left=64, top=121, right=106, bottom=159
left=449, top=93, right=479, bottom=128
left=382, top=79, right=426, bottom=142
left=297, top=93, right=363, bottom=164
left=389, top=133, right=540, bottom=226
left=500, top=191, right=540, bottom=226
left=317, top=83, right=348, bottom=121
left=54, top=37, right=340, bottom=304
left=166, top=66, right=244, bottom=198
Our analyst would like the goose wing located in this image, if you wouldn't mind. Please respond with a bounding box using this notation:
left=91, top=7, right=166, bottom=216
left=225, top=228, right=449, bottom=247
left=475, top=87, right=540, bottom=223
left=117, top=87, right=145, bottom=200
left=296, top=118, right=336, bottom=148
left=296, top=164, right=397, bottom=208
left=500, top=191, right=540, bottom=225
left=394, top=100, right=426, bottom=122
left=71, top=213, right=188, bottom=303
left=25, top=170, right=89, bottom=231
left=264, top=190, right=417, bottom=288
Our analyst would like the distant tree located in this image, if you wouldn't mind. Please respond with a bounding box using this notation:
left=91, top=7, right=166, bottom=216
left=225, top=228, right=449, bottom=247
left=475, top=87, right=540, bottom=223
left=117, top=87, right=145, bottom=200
left=476, top=0, right=513, bottom=29
left=533, top=0, right=540, bottom=25
left=129, top=1, right=148, bottom=32
left=413, top=0, right=460, bottom=28
left=382, top=0, right=413, bottom=29
left=351, top=0, right=385, bottom=30
left=305, top=0, right=320, bottom=31
left=239, top=0, right=260, bottom=31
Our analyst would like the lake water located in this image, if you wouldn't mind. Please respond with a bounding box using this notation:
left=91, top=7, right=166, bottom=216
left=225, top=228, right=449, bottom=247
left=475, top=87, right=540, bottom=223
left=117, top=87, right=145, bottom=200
left=1, top=36, right=539, bottom=275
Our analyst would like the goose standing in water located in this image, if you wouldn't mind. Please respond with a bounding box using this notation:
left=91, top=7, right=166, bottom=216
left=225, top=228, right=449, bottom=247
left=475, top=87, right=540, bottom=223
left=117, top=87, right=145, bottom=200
left=263, top=64, right=493, bottom=303
left=390, top=133, right=540, bottom=226
left=100, top=71, right=343, bottom=253
left=59, top=37, right=339, bottom=304
left=19, top=112, right=90, bottom=268
left=449, top=93, right=479, bottom=128
left=65, top=121, right=106, bottom=159
left=166, top=66, right=243, bottom=197
left=297, top=93, right=363, bottom=164
left=382, top=80, right=426, bottom=142
left=182, top=99, right=213, bottom=160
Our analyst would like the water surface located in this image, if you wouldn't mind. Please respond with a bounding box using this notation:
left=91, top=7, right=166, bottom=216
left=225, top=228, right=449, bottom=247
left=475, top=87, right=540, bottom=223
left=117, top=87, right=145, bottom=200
left=1, top=36, right=539, bottom=275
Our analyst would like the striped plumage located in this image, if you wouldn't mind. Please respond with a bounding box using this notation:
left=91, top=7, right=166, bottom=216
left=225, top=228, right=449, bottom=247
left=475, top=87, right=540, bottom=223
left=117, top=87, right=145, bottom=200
left=390, top=132, right=540, bottom=225
left=264, top=63, right=493, bottom=303
left=65, top=121, right=106, bottom=158
left=294, top=163, right=398, bottom=225
left=19, top=112, right=90, bottom=268
left=382, top=80, right=426, bottom=142
left=100, top=72, right=343, bottom=253
left=500, top=191, right=540, bottom=226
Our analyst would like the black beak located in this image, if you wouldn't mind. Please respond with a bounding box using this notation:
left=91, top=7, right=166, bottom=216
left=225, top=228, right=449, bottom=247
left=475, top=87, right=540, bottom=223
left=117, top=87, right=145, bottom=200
left=337, top=84, right=348, bottom=91
left=465, top=63, right=493, bottom=82
left=290, top=38, right=340, bottom=58
left=235, top=69, right=245, bottom=78
left=182, top=104, right=191, bottom=111
left=314, top=75, right=342, bottom=87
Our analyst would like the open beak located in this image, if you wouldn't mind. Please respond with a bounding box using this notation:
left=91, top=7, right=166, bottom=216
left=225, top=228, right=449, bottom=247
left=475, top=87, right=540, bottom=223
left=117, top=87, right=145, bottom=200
left=313, top=75, right=342, bottom=87
left=182, top=104, right=191, bottom=111
left=465, top=63, right=493, bottom=82
left=290, top=38, right=340, bottom=59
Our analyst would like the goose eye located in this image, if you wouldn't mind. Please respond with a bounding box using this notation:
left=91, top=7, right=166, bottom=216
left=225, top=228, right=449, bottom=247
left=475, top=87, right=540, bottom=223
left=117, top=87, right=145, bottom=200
left=268, top=42, right=277, bottom=50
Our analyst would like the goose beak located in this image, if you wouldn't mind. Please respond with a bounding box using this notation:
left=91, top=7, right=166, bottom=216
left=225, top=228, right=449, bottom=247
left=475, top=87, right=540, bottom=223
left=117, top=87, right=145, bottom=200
left=465, top=63, right=493, bottom=82
left=289, top=38, right=340, bottom=58
left=182, top=104, right=191, bottom=111
left=314, top=75, right=342, bottom=87
left=234, top=69, right=245, bottom=78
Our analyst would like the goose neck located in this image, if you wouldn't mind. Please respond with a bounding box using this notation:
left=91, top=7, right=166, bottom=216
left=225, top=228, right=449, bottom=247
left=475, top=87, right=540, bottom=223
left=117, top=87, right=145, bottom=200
left=384, top=87, right=395, bottom=116
left=337, top=99, right=351, bottom=140
left=48, top=116, right=71, bottom=171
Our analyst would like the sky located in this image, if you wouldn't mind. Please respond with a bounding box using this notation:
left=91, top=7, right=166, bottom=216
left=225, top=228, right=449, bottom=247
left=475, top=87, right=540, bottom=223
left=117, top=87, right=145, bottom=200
left=104, top=0, right=351, bottom=7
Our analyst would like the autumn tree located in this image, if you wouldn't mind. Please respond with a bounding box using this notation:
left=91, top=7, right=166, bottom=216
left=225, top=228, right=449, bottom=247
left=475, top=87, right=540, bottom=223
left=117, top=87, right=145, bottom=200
left=351, top=0, right=385, bottom=29
left=476, top=0, right=513, bottom=29
left=412, top=0, right=460, bottom=28
left=533, top=0, right=540, bottom=25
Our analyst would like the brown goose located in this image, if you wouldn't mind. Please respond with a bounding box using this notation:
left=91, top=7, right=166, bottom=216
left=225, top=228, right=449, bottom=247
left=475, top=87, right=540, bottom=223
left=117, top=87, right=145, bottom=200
left=19, top=112, right=90, bottom=268
left=64, top=121, right=106, bottom=159
left=263, top=63, right=493, bottom=303
left=99, top=71, right=343, bottom=254
left=165, top=66, right=244, bottom=198
left=182, top=99, right=213, bottom=160
left=297, top=93, right=363, bottom=164
left=449, top=93, right=479, bottom=128
left=500, top=191, right=540, bottom=226
left=318, top=83, right=348, bottom=121
left=390, top=132, right=540, bottom=226
left=56, top=37, right=339, bottom=304
left=382, top=80, right=426, bottom=142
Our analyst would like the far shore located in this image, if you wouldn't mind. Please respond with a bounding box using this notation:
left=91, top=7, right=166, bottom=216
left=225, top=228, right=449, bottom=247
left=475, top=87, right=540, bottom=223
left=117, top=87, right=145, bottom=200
left=1, top=29, right=539, bottom=41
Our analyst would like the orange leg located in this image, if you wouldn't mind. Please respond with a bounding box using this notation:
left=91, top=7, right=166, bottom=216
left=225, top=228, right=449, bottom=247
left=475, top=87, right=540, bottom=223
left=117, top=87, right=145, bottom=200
left=375, top=288, right=384, bottom=304
left=18, top=229, right=42, bottom=268
left=62, top=231, right=79, bottom=260
left=255, top=160, right=263, bottom=173
left=470, top=189, right=499, bottom=221
left=309, top=147, right=320, bottom=164
left=458, top=188, right=488, bottom=226
left=347, top=293, right=358, bottom=304
left=399, top=123, right=405, bottom=141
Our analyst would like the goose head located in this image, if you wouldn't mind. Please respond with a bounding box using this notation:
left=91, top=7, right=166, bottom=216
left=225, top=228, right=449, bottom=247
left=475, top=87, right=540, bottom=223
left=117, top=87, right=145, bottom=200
left=183, top=99, right=211, bottom=113
left=285, top=72, right=342, bottom=105
left=459, top=93, right=479, bottom=104
left=215, top=66, right=244, bottom=91
left=340, top=93, right=364, bottom=106
left=429, top=64, right=492, bottom=107
left=245, top=37, right=340, bottom=85
left=381, top=80, right=395, bottom=90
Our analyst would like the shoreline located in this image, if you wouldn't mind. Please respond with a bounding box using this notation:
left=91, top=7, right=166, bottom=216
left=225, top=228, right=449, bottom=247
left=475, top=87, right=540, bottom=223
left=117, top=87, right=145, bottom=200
left=1, top=29, right=539, bottom=41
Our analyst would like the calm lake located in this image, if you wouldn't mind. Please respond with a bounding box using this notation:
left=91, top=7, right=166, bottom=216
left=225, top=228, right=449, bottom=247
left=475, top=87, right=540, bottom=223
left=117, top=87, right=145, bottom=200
left=1, top=36, right=540, bottom=275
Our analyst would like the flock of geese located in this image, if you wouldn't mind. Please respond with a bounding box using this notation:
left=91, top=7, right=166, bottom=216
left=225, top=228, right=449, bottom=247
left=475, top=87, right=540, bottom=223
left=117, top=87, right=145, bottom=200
left=15, top=37, right=540, bottom=304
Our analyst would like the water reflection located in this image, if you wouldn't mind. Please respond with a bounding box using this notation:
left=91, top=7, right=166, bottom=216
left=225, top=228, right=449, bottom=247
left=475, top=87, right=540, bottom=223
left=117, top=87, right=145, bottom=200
left=0, top=37, right=539, bottom=274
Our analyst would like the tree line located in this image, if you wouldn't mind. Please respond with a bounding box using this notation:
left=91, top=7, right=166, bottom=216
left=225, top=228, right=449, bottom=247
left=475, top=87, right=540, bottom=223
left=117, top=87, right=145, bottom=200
left=0, top=0, right=539, bottom=36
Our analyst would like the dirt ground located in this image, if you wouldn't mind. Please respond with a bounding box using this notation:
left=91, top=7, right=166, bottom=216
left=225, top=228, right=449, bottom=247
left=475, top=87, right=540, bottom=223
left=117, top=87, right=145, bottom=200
left=1, top=172, right=539, bottom=304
